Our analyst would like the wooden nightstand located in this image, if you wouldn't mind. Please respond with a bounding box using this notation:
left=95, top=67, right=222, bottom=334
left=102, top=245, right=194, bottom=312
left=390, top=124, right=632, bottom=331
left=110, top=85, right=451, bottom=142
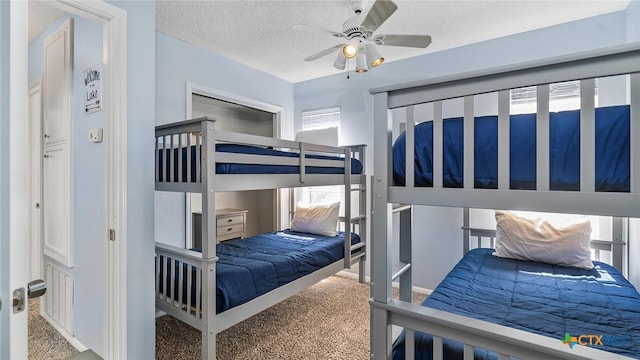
left=215, top=209, right=247, bottom=242
left=192, top=209, right=248, bottom=247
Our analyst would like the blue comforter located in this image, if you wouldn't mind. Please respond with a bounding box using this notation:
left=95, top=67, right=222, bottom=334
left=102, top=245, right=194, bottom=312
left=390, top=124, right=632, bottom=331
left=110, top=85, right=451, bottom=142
left=158, top=143, right=363, bottom=181
left=161, top=230, right=360, bottom=313
left=392, top=105, right=630, bottom=191
left=392, top=248, right=640, bottom=359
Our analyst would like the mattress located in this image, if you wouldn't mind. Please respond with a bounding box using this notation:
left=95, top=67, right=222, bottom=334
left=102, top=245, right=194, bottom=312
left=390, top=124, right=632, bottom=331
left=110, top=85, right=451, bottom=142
left=392, top=248, right=640, bottom=360
left=158, top=143, right=363, bottom=181
left=392, top=105, right=630, bottom=191
left=159, top=230, right=361, bottom=313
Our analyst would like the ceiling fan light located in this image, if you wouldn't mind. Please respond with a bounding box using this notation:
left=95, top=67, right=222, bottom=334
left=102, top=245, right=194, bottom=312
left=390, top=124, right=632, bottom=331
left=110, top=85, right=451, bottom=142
left=356, top=53, right=368, bottom=73
left=333, top=53, right=347, bottom=70
left=366, top=44, right=384, bottom=67
left=342, top=43, right=358, bottom=59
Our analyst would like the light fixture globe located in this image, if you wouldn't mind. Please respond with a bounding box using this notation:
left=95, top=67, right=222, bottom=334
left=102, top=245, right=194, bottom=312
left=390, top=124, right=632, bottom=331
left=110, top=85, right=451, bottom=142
left=333, top=53, right=347, bottom=70
left=366, top=44, right=384, bottom=67
left=356, top=53, right=368, bottom=73
left=342, top=43, right=358, bottom=59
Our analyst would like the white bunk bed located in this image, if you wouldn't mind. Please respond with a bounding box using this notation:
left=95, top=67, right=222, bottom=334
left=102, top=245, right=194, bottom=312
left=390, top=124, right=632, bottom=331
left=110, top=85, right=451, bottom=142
left=370, top=43, right=640, bottom=360
left=154, top=118, right=367, bottom=360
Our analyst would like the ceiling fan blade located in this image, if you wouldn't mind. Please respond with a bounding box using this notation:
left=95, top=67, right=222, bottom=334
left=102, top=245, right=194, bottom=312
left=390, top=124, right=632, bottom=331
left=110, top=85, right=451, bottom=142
left=304, top=44, right=344, bottom=61
left=373, top=34, right=432, bottom=48
left=293, top=24, right=345, bottom=38
left=360, top=0, right=398, bottom=32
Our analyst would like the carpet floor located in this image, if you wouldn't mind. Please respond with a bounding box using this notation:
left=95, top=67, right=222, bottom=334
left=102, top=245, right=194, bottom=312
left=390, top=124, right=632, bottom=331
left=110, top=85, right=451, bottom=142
left=156, top=275, right=426, bottom=360
left=28, top=298, right=79, bottom=360
left=28, top=275, right=426, bottom=359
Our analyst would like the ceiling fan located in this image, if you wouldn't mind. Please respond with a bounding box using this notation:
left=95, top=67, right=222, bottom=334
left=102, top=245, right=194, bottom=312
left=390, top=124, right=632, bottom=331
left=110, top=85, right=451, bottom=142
left=295, top=0, right=432, bottom=73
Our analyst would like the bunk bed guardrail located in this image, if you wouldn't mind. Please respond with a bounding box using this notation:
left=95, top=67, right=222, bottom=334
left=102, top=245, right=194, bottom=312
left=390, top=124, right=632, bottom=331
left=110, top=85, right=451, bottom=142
left=370, top=43, right=640, bottom=360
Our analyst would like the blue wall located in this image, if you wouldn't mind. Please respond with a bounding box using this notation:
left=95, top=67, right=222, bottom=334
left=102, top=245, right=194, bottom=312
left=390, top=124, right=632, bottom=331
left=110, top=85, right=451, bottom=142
left=294, top=10, right=629, bottom=289
left=108, top=1, right=157, bottom=358
left=154, top=32, right=294, bottom=247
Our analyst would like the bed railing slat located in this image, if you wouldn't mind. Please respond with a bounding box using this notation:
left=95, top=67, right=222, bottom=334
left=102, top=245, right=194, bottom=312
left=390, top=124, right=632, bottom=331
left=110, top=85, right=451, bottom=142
left=155, top=254, right=160, bottom=299
left=178, top=134, right=183, bottom=183
left=178, top=259, right=184, bottom=306
left=536, top=85, right=550, bottom=191
left=196, top=268, right=202, bottom=319
left=169, top=135, right=175, bottom=183
left=580, top=78, right=596, bottom=192
left=463, top=344, right=474, bottom=360
left=498, top=90, right=510, bottom=190
left=170, top=258, right=176, bottom=306
left=405, top=106, right=415, bottom=189
left=162, top=136, right=168, bottom=184
left=631, top=73, right=640, bottom=193
left=187, top=264, right=193, bottom=315
left=432, top=336, right=443, bottom=360
left=187, top=134, right=192, bottom=183
left=406, top=329, right=415, bottom=360
left=155, top=137, right=159, bottom=182
left=463, top=96, right=474, bottom=189
left=196, top=135, right=201, bottom=183
left=433, top=101, right=443, bottom=189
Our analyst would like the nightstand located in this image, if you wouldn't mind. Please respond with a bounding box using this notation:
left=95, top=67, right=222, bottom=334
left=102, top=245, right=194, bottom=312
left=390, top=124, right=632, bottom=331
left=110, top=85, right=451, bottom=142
left=192, top=209, right=248, bottom=248
left=215, top=209, right=248, bottom=242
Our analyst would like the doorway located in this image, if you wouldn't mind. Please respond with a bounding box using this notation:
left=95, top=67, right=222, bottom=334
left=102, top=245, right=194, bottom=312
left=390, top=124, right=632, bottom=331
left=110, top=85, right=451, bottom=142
left=3, top=1, right=128, bottom=359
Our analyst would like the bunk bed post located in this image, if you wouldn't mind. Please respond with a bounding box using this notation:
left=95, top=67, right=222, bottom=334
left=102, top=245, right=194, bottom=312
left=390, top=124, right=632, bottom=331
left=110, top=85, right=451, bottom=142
left=359, top=146, right=367, bottom=284
left=631, top=73, right=640, bottom=194
left=200, top=118, right=217, bottom=360
left=371, top=92, right=394, bottom=359
left=344, top=149, right=352, bottom=269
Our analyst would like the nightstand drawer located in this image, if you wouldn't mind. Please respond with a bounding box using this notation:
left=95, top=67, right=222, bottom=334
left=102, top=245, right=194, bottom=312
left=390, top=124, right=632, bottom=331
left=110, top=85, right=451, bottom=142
left=216, top=215, right=244, bottom=227
left=217, top=223, right=244, bottom=236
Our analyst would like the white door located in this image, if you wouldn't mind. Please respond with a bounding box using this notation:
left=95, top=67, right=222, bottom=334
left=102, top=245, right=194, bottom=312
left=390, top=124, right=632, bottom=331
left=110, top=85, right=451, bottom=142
left=29, top=78, right=43, bottom=280
left=1, top=1, right=30, bottom=358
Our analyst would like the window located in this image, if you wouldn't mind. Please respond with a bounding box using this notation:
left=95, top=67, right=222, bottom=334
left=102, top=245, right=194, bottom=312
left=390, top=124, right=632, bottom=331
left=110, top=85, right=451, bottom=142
left=301, top=107, right=340, bottom=131
left=298, top=107, right=346, bottom=217
left=510, top=80, right=599, bottom=114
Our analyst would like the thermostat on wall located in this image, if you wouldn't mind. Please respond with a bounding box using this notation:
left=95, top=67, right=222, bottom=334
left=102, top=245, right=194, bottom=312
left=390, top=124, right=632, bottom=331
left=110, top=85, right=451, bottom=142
left=89, top=128, right=103, bottom=143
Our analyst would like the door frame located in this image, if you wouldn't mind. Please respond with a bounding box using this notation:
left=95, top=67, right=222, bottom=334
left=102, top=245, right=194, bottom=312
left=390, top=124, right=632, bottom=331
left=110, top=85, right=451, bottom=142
left=184, top=82, right=284, bottom=248
left=6, top=1, right=128, bottom=359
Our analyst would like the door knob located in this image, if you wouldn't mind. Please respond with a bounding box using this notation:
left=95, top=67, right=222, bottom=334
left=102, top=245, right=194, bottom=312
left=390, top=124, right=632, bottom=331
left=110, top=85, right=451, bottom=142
left=27, top=279, right=46, bottom=299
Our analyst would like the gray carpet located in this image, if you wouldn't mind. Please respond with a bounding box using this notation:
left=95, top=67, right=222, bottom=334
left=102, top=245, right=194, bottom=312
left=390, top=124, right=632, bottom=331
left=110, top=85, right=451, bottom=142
left=28, top=275, right=426, bottom=359
left=28, top=298, right=79, bottom=360
left=156, top=275, right=427, bottom=360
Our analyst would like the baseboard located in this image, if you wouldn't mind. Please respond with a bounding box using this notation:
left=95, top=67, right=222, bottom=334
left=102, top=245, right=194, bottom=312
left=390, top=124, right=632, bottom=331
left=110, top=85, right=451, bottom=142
left=336, top=270, right=433, bottom=295
left=40, top=310, right=88, bottom=352
left=155, top=308, right=167, bottom=318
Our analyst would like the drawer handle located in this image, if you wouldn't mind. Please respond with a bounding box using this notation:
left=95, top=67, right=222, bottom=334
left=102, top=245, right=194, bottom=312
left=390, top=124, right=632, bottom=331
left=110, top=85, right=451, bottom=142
left=228, top=228, right=233, bottom=231
left=227, top=219, right=232, bottom=222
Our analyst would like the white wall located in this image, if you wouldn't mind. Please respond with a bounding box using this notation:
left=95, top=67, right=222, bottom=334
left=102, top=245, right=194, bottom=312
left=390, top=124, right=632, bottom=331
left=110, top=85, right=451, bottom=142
left=155, top=32, right=294, bottom=247
left=294, top=11, right=629, bottom=289
left=29, top=13, right=106, bottom=352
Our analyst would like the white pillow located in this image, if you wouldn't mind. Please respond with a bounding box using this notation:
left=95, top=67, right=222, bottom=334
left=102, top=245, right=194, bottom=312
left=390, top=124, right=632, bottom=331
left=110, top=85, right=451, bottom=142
left=290, top=201, right=340, bottom=236
left=295, top=127, right=339, bottom=147
left=493, top=210, right=593, bottom=269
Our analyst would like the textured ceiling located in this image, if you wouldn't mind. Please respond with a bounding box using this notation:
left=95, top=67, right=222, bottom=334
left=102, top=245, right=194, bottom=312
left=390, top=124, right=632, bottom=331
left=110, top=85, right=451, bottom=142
left=28, top=1, right=64, bottom=44
left=28, top=1, right=630, bottom=82
left=157, top=0, right=630, bottom=83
